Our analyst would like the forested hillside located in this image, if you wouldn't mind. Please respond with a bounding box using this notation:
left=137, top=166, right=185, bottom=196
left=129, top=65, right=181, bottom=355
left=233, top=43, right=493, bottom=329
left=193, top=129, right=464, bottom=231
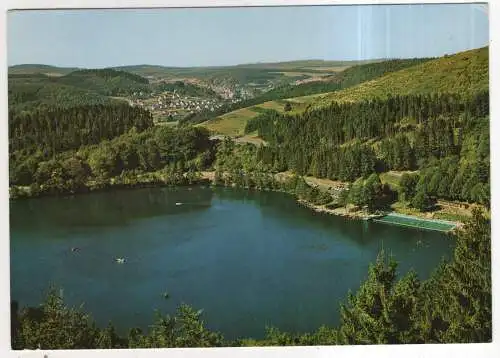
left=8, top=69, right=150, bottom=111
left=8, top=64, right=79, bottom=76
left=243, top=90, right=489, bottom=206
left=313, top=47, right=488, bottom=105
left=58, top=69, right=150, bottom=96
left=9, top=124, right=215, bottom=197
left=8, top=75, right=118, bottom=110
left=9, top=104, right=155, bottom=186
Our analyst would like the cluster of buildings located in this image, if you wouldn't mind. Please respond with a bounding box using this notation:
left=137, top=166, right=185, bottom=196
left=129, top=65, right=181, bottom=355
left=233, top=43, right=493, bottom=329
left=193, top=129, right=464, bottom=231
left=129, top=91, right=227, bottom=120
left=212, top=85, right=254, bottom=101
left=127, top=79, right=262, bottom=120
left=155, top=92, right=225, bottom=113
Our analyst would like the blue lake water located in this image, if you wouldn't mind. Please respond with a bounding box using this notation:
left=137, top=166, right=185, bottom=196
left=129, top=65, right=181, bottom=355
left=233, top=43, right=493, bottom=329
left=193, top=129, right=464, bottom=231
left=10, top=186, right=454, bottom=340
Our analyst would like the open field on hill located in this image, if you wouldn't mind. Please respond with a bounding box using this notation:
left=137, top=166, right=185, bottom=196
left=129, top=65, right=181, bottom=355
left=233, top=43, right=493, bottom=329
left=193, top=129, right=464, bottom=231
left=302, top=66, right=351, bottom=72
left=200, top=108, right=259, bottom=136
left=199, top=91, right=326, bottom=137
left=379, top=170, right=419, bottom=190
left=199, top=98, right=310, bottom=136
left=273, top=71, right=333, bottom=78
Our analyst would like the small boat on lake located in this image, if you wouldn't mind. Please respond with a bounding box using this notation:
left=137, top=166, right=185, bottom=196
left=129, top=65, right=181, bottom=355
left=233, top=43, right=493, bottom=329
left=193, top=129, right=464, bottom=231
left=175, top=202, right=183, bottom=206
left=115, top=258, right=125, bottom=264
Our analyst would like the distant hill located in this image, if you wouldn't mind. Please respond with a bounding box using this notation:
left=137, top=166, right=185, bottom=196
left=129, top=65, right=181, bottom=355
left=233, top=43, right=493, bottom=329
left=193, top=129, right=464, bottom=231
left=8, top=68, right=150, bottom=110
left=57, top=69, right=150, bottom=96
left=230, top=59, right=381, bottom=70
left=8, top=59, right=382, bottom=105
left=7, top=59, right=382, bottom=80
left=115, top=65, right=317, bottom=89
left=114, top=59, right=379, bottom=77
left=113, top=59, right=384, bottom=91
left=8, top=64, right=80, bottom=76
left=154, top=81, right=219, bottom=98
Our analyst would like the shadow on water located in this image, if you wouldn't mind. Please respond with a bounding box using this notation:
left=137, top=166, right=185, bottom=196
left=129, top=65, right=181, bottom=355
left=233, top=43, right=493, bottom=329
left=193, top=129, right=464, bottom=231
left=10, top=187, right=214, bottom=231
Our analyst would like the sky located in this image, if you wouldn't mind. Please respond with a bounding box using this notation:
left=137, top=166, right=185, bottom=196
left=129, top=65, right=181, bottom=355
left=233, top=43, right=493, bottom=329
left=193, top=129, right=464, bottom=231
left=7, top=4, right=489, bottom=68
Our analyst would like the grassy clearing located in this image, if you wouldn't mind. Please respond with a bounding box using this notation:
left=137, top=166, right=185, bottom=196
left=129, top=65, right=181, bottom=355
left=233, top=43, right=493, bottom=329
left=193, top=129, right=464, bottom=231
left=273, top=71, right=330, bottom=78
left=433, top=211, right=472, bottom=223
left=235, top=134, right=266, bottom=146
left=200, top=99, right=305, bottom=136
left=380, top=170, right=418, bottom=190
left=200, top=107, right=259, bottom=136
left=255, top=101, right=285, bottom=111
left=302, top=65, right=350, bottom=72
left=390, top=199, right=486, bottom=225
left=303, top=176, right=346, bottom=191
left=155, top=121, right=178, bottom=127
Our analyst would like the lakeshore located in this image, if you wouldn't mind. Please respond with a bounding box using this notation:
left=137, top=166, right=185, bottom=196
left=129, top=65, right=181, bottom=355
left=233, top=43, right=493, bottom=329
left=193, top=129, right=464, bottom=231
left=10, top=169, right=466, bottom=233
left=297, top=199, right=460, bottom=233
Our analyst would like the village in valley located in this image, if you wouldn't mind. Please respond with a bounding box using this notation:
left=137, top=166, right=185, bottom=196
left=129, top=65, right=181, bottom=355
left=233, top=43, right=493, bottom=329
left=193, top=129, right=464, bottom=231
left=128, top=80, right=254, bottom=122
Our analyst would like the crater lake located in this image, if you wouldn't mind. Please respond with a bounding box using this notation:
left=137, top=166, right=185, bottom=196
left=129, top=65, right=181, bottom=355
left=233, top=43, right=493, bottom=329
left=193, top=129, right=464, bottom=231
left=10, top=186, right=454, bottom=340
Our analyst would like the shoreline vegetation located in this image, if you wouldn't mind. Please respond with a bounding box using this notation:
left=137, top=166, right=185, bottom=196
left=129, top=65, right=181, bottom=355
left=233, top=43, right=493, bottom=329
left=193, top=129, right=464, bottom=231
left=10, top=170, right=469, bottom=233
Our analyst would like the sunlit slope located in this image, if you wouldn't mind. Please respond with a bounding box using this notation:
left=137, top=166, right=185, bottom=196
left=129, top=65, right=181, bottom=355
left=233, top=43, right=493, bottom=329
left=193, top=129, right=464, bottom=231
left=313, top=46, right=488, bottom=106
left=199, top=47, right=487, bottom=136
left=199, top=100, right=309, bottom=136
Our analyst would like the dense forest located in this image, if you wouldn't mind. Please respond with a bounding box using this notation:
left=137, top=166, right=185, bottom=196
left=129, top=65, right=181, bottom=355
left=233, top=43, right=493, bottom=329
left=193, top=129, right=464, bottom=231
left=243, top=91, right=490, bottom=206
left=9, top=104, right=154, bottom=156
left=11, top=208, right=491, bottom=348
left=178, top=58, right=432, bottom=126
left=8, top=77, right=120, bottom=111
left=9, top=121, right=216, bottom=198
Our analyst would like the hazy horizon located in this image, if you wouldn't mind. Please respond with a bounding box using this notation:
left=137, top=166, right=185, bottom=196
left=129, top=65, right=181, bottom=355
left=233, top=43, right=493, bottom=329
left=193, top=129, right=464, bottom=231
left=7, top=44, right=488, bottom=70
left=8, top=4, right=489, bottom=68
